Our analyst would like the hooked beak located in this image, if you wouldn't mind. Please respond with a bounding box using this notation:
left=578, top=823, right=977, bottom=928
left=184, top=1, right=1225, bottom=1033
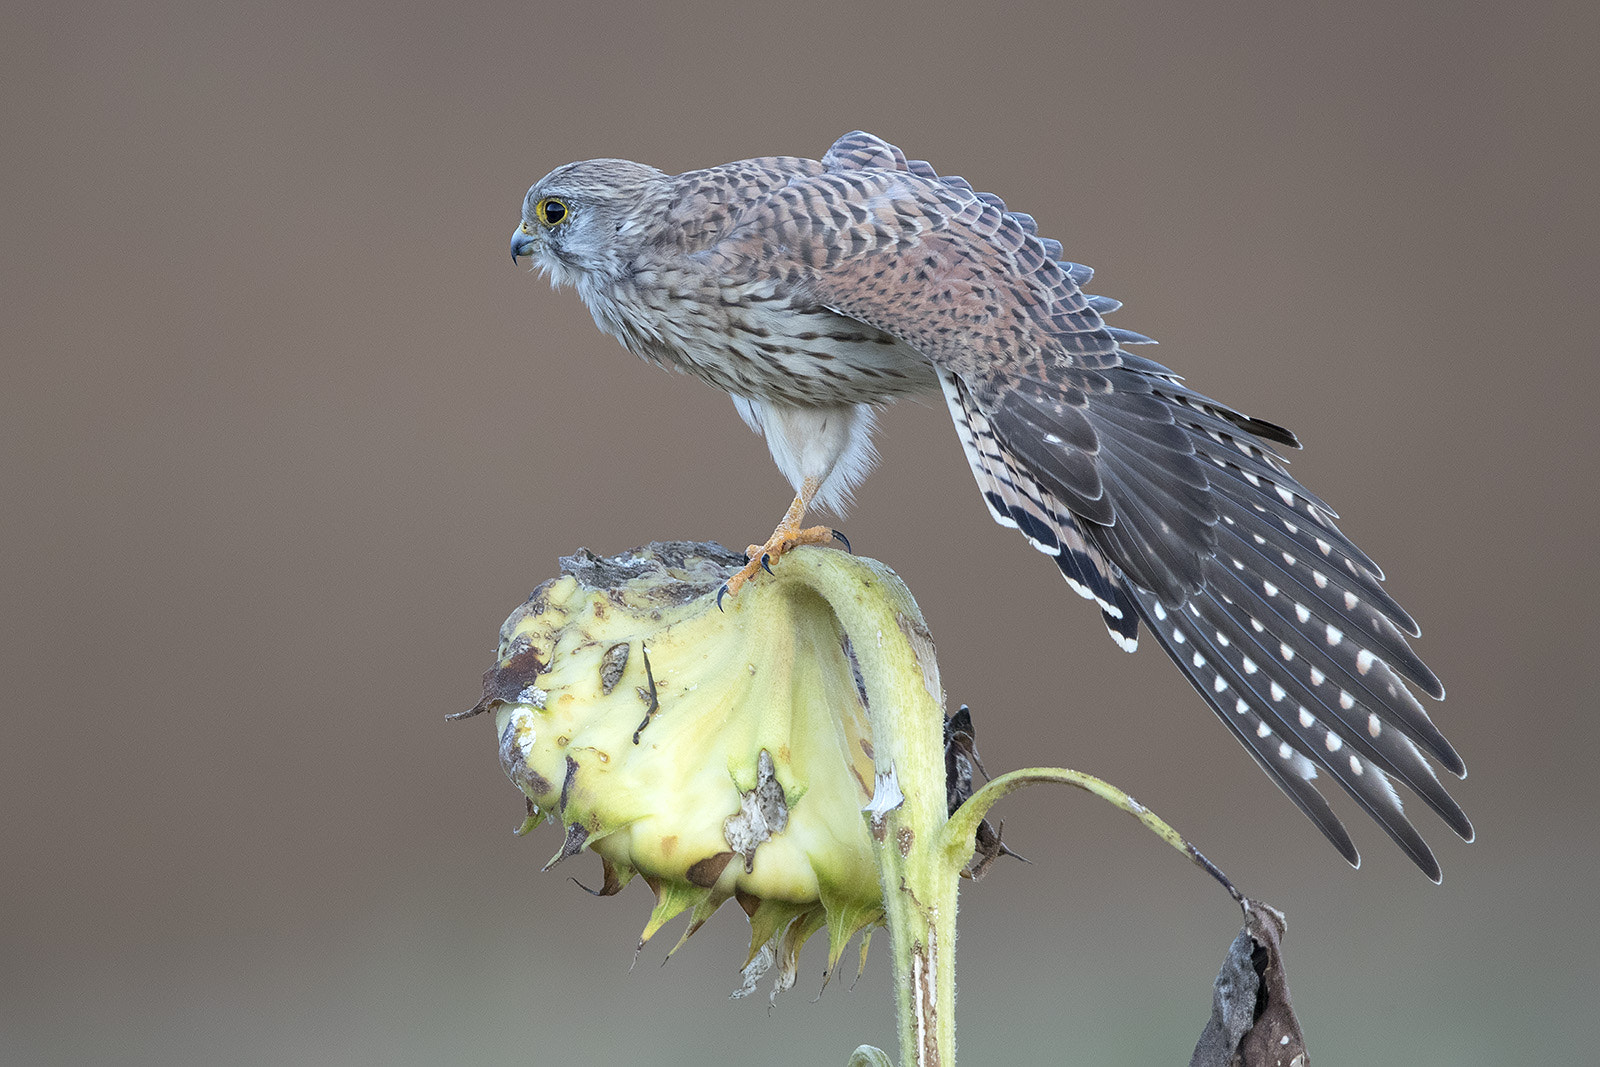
left=510, top=221, right=537, bottom=264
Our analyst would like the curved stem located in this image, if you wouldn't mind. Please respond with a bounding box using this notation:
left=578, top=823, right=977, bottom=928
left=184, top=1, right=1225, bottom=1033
left=941, top=767, right=1242, bottom=900
left=775, top=549, right=955, bottom=1067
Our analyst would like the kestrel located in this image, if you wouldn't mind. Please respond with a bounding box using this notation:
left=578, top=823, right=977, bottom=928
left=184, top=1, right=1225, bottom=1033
left=510, top=131, right=1471, bottom=879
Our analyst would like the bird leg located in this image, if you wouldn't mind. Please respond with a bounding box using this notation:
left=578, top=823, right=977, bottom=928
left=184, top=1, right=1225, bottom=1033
left=721, top=477, right=837, bottom=600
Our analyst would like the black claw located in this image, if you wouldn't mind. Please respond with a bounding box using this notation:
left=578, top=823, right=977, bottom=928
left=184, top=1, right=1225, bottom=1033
left=760, top=554, right=773, bottom=575
left=831, top=529, right=852, bottom=554
left=716, top=584, right=729, bottom=612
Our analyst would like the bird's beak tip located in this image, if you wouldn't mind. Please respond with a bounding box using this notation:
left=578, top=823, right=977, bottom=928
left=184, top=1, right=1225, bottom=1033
left=510, top=226, right=538, bottom=265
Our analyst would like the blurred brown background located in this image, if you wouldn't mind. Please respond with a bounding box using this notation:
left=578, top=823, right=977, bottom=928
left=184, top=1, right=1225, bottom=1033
left=5, top=1, right=1595, bottom=1063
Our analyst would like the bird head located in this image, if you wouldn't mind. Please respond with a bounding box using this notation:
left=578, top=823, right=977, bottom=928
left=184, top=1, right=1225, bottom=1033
left=511, top=159, right=668, bottom=290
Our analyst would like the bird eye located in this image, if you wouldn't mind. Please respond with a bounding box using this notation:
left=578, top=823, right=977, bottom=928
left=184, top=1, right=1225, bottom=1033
left=535, top=197, right=569, bottom=226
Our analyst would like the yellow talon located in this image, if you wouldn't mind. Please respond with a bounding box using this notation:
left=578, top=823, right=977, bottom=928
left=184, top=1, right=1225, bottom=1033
left=721, top=477, right=835, bottom=599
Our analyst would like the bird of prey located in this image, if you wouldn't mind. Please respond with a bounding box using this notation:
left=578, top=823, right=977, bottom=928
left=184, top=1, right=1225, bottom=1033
left=510, top=131, right=1471, bottom=880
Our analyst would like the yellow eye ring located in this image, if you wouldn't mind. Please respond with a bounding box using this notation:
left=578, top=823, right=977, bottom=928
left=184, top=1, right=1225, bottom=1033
left=535, top=197, right=570, bottom=227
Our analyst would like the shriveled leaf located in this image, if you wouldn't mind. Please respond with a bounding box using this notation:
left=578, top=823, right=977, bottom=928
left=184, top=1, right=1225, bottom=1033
left=1190, top=900, right=1306, bottom=1067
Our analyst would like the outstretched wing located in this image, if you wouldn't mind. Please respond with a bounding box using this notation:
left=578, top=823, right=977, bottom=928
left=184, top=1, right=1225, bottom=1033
left=720, top=130, right=1471, bottom=878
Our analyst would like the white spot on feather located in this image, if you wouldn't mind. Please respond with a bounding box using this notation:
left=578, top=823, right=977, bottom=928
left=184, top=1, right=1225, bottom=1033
left=1325, top=731, right=1344, bottom=753
left=1058, top=573, right=1095, bottom=602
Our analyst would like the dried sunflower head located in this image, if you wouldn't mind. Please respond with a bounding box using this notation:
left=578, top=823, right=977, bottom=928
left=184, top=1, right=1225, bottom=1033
left=460, top=542, right=891, bottom=996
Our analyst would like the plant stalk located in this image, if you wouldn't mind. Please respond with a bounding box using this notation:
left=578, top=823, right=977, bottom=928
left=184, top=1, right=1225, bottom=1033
left=784, top=550, right=957, bottom=1067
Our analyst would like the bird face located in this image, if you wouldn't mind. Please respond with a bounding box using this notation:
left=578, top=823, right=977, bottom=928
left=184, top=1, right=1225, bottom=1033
left=511, top=159, right=667, bottom=291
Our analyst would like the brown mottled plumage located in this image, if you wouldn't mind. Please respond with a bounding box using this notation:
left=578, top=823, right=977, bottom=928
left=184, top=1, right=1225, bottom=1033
left=511, top=131, right=1471, bottom=879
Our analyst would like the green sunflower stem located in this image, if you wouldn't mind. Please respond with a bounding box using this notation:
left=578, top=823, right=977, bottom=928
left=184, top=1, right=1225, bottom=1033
left=791, top=553, right=1237, bottom=1066
left=941, top=767, right=1243, bottom=902
left=780, top=550, right=957, bottom=1067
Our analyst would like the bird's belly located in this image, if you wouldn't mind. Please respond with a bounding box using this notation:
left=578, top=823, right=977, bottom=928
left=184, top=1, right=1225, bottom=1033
left=660, top=306, right=938, bottom=407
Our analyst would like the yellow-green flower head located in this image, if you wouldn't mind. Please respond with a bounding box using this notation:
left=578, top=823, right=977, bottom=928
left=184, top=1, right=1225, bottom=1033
left=465, top=542, right=890, bottom=994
